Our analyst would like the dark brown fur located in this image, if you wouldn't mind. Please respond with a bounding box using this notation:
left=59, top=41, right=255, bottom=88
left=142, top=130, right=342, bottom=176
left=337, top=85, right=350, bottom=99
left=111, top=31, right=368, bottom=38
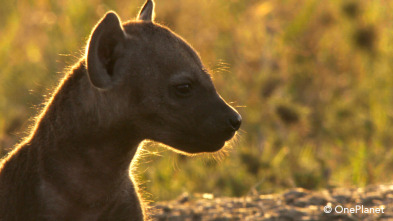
left=0, top=1, right=241, bottom=220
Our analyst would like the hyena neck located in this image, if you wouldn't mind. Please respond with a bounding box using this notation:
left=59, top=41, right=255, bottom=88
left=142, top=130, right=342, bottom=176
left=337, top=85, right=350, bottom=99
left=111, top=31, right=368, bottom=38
left=30, top=59, right=142, bottom=205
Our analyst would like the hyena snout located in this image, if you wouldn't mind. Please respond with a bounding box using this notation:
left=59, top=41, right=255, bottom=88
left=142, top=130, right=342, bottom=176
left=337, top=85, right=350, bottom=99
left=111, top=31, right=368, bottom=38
left=227, top=112, right=242, bottom=132
left=215, top=100, right=242, bottom=141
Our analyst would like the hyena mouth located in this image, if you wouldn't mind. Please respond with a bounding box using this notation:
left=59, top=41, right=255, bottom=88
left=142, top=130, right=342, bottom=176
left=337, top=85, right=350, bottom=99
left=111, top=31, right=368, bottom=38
left=209, top=131, right=237, bottom=149
left=228, top=131, right=238, bottom=139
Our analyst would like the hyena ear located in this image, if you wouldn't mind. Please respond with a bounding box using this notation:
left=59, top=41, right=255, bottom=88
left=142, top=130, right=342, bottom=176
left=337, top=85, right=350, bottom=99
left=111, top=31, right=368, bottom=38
left=138, top=0, right=155, bottom=22
left=86, top=12, right=126, bottom=89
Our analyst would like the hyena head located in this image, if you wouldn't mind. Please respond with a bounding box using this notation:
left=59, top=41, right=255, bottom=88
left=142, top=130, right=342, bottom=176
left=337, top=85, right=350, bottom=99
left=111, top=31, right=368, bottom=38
left=86, top=0, right=241, bottom=154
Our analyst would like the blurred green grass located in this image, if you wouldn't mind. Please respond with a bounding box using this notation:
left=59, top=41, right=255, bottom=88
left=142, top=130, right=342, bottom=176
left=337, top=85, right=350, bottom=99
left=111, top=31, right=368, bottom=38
left=1, top=0, right=393, bottom=201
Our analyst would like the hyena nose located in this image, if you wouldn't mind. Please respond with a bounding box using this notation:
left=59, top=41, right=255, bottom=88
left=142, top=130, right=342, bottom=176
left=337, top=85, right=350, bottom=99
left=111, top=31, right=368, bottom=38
left=228, top=114, right=242, bottom=131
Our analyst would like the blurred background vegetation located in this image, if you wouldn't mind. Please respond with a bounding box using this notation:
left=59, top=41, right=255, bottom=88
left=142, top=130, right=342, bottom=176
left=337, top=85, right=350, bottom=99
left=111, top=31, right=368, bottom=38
left=1, top=0, right=393, bottom=201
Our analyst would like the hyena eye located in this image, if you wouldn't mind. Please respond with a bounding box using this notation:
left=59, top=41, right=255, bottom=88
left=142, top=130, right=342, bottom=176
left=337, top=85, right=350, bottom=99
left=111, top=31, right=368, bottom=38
left=174, top=83, right=192, bottom=97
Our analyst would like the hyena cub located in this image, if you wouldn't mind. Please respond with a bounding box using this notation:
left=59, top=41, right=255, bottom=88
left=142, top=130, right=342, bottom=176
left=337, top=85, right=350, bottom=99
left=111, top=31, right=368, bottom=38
left=0, top=0, right=241, bottom=220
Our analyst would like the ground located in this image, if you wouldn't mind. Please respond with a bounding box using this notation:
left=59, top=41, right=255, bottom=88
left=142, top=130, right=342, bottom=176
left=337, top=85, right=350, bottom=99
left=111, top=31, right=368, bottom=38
left=149, top=184, right=393, bottom=220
